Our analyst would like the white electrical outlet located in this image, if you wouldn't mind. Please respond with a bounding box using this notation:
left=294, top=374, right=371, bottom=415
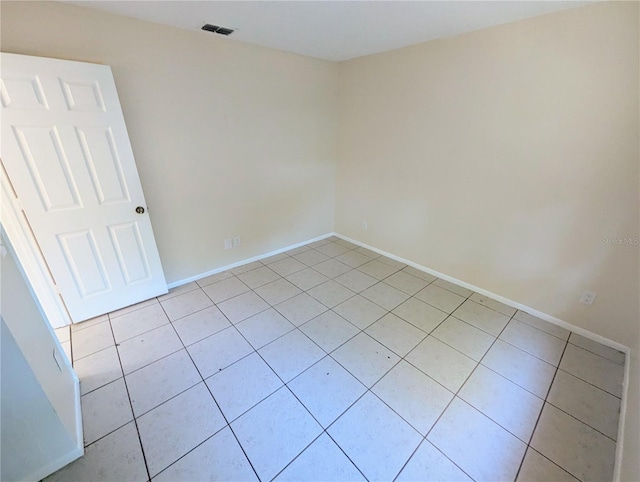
left=361, top=221, right=368, bottom=230
left=580, top=290, right=597, bottom=305
left=233, top=236, right=241, bottom=247
left=224, top=238, right=233, bottom=250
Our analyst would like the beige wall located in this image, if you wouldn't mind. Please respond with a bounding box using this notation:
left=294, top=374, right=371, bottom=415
left=337, top=2, right=638, bottom=346
left=1, top=1, right=338, bottom=283
left=336, top=2, right=639, bottom=477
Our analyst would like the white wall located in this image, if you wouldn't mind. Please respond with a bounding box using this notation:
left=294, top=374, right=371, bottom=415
left=0, top=1, right=338, bottom=284
left=336, top=2, right=639, bottom=478
left=0, top=233, right=82, bottom=480
left=1, top=320, right=79, bottom=481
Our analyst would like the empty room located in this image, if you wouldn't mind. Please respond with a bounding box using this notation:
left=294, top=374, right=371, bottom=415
left=1, top=1, right=638, bottom=481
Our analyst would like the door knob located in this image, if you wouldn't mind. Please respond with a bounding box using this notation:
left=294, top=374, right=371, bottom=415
left=135, top=206, right=145, bottom=214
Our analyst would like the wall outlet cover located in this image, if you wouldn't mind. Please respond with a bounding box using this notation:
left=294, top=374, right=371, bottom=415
left=579, top=290, right=597, bottom=305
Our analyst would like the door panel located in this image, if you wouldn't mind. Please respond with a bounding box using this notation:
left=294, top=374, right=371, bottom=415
left=1, top=53, right=167, bottom=321
left=12, top=125, right=83, bottom=212
left=57, top=229, right=111, bottom=297
left=76, top=127, right=130, bottom=205
left=0, top=75, right=49, bottom=109
left=108, top=222, right=151, bottom=285
left=60, top=78, right=106, bottom=112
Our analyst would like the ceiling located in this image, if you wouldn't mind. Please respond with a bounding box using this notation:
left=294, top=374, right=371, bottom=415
left=66, top=1, right=593, bottom=62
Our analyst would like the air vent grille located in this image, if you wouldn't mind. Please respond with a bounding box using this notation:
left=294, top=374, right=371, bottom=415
left=202, top=24, right=235, bottom=36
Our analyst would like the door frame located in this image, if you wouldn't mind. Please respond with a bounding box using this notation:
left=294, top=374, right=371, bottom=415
left=1, top=161, right=71, bottom=329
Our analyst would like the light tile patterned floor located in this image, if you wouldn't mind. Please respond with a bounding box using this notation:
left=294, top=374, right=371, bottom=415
left=49, top=236, right=625, bottom=482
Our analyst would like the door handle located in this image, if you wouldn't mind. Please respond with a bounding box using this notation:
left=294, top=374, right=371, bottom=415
left=135, top=206, right=145, bottom=214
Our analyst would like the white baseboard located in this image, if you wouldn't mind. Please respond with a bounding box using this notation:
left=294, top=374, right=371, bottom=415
left=614, top=354, right=632, bottom=481
left=26, top=445, right=83, bottom=482
left=171, top=229, right=630, bottom=354
left=73, top=372, right=84, bottom=456
left=333, top=232, right=632, bottom=482
left=167, top=232, right=334, bottom=289
left=334, top=232, right=630, bottom=354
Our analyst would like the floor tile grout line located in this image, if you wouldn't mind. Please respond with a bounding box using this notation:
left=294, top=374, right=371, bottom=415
left=276, top=266, right=463, bottom=398
left=208, top=259, right=411, bottom=480
left=71, top=239, right=621, bottom=481
left=414, top=310, right=519, bottom=481
left=454, top=372, right=544, bottom=446
left=552, top=366, right=623, bottom=400
left=69, top=314, right=109, bottom=333
left=165, top=277, right=621, bottom=390
left=214, top=245, right=401, bottom=318
left=105, top=312, right=153, bottom=482
left=156, top=282, right=201, bottom=303
left=492, top=327, right=625, bottom=399
left=380, top=293, right=490, bottom=480
left=160, top=297, right=221, bottom=323
left=308, top=320, right=462, bottom=472
left=132, top=241, right=577, bottom=355
left=188, top=258, right=382, bottom=480
left=267, top=431, right=333, bottom=482
left=69, top=321, right=115, bottom=362
left=210, top=242, right=595, bottom=476
left=75, top=376, right=135, bottom=445
left=72, top=248, right=547, bottom=396
left=91, top=282, right=619, bottom=455
left=393, top=438, right=474, bottom=482
left=108, top=298, right=160, bottom=320
left=542, top=397, right=621, bottom=443
left=489, top=335, right=565, bottom=369
left=262, top=254, right=596, bottom=472
left=155, top=299, right=264, bottom=482
left=270, top=385, right=386, bottom=481
left=318, top=431, right=371, bottom=482
left=564, top=340, right=625, bottom=366
left=361, top=355, right=471, bottom=481
left=477, top=362, right=549, bottom=401
left=535, top=341, right=622, bottom=442
left=508, top=316, right=572, bottom=342
left=513, top=337, right=570, bottom=481
left=75, top=417, right=140, bottom=459
left=440, top=311, right=506, bottom=340
left=213, top=312, right=343, bottom=480
left=279, top=359, right=400, bottom=481
left=111, top=318, right=176, bottom=346
left=522, top=446, right=586, bottom=482
left=134, top=377, right=204, bottom=421
left=148, top=423, right=238, bottom=481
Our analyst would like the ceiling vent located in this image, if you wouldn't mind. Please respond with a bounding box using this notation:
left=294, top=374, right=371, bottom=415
left=201, top=24, right=235, bottom=36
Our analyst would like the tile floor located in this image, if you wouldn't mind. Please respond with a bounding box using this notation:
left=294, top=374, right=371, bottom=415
left=49, top=236, right=626, bottom=482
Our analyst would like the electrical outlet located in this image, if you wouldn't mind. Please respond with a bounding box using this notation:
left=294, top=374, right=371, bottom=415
left=361, top=221, right=368, bottom=230
left=580, top=290, right=597, bottom=305
left=224, top=238, right=233, bottom=250
left=233, top=236, right=241, bottom=247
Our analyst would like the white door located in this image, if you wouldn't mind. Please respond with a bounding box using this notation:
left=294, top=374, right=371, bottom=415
left=1, top=53, right=167, bottom=322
